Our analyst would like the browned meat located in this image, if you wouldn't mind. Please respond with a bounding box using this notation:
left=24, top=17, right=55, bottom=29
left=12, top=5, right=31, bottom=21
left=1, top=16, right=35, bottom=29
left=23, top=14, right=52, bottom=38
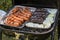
left=4, top=6, right=32, bottom=27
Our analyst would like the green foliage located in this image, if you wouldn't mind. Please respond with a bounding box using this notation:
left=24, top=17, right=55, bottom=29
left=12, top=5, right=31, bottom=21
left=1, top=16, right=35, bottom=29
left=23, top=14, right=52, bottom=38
left=0, top=0, right=12, bottom=11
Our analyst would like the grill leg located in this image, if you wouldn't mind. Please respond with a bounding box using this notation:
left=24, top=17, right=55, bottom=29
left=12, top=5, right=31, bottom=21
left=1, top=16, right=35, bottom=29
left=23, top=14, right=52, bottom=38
left=51, top=31, right=54, bottom=40
left=58, top=32, right=59, bottom=40
left=0, top=29, right=2, bottom=40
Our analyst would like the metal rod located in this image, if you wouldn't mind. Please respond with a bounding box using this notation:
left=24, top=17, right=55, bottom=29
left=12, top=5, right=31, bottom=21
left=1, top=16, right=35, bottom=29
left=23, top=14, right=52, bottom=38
left=51, top=31, right=54, bottom=40
left=0, top=29, right=2, bottom=40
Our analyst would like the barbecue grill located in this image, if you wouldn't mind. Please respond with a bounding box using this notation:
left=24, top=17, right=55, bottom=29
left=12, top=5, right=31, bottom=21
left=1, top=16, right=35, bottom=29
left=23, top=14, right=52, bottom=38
left=58, top=0, right=60, bottom=40
left=0, top=0, right=59, bottom=40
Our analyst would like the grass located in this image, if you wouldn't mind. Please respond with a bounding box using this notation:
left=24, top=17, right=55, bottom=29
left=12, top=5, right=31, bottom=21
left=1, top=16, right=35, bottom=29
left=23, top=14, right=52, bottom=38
left=0, top=0, right=58, bottom=40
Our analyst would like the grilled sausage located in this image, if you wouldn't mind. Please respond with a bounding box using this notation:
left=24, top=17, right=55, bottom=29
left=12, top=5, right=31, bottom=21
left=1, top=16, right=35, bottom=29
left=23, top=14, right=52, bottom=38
left=5, top=7, right=32, bottom=27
